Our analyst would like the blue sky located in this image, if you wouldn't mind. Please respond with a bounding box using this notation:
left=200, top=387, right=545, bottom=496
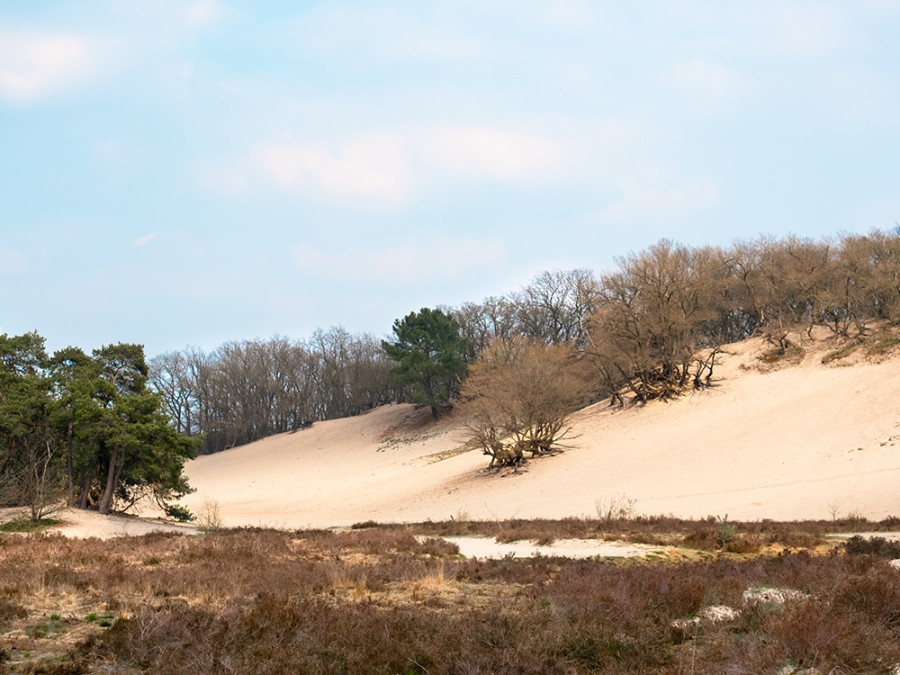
left=2, top=1, right=899, bottom=358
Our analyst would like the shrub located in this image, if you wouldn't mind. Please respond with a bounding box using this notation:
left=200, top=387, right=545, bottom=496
left=163, top=503, right=195, bottom=523
left=0, top=599, right=27, bottom=629
left=717, top=515, right=736, bottom=549
left=758, top=339, right=804, bottom=364
left=196, top=498, right=221, bottom=532
left=843, top=535, right=900, bottom=559
left=461, top=338, right=589, bottom=468
left=0, top=516, right=58, bottom=533
left=6, top=521, right=900, bottom=672
left=865, top=330, right=900, bottom=355
left=821, top=340, right=861, bottom=364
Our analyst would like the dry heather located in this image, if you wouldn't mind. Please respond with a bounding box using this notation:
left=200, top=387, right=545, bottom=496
left=412, top=514, right=900, bottom=553
left=1, top=522, right=900, bottom=674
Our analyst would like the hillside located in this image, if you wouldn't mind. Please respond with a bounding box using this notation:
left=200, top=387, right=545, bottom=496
left=181, top=330, right=900, bottom=528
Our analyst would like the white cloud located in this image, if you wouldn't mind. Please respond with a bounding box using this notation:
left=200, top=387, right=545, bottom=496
left=762, top=4, right=845, bottom=55
left=132, top=233, right=159, bottom=248
left=288, top=4, right=489, bottom=63
left=423, top=126, right=566, bottom=182
left=718, top=3, right=846, bottom=57
left=0, top=2, right=231, bottom=105
left=0, top=245, right=28, bottom=275
left=204, top=125, right=570, bottom=208
left=292, top=238, right=507, bottom=285
left=186, top=0, right=227, bottom=27
left=254, top=135, right=412, bottom=208
left=602, top=171, right=717, bottom=222
left=0, top=31, right=110, bottom=103
left=670, top=58, right=747, bottom=102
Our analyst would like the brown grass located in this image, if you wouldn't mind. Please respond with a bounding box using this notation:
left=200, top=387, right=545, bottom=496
left=865, top=330, right=900, bottom=356
left=0, top=521, right=899, bottom=673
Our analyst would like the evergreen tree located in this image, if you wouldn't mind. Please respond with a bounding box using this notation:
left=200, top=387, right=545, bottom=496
left=1, top=333, right=196, bottom=520
left=382, top=308, right=468, bottom=418
left=0, top=332, right=61, bottom=519
left=47, top=346, right=97, bottom=506
left=90, top=343, right=197, bottom=515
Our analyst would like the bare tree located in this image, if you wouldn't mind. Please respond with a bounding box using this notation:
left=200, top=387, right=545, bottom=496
left=155, top=329, right=398, bottom=454
left=1, top=432, right=64, bottom=522
left=513, top=269, right=600, bottom=345
left=146, top=231, right=900, bottom=454
left=149, top=351, right=196, bottom=436
left=839, top=231, right=900, bottom=326
left=451, top=296, right=518, bottom=362
left=461, top=338, right=589, bottom=468
left=586, top=240, right=719, bottom=402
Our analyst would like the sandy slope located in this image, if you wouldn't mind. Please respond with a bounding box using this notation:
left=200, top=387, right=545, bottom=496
left=181, top=332, right=900, bottom=528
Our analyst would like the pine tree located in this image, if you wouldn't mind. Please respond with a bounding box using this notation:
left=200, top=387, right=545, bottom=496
left=382, top=308, right=468, bottom=418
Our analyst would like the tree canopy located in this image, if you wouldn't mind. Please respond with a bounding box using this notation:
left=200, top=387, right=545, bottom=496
left=0, top=333, right=197, bottom=520
left=461, top=337, right=588, bottom=467
left=382, top=308, right=468, bottom=419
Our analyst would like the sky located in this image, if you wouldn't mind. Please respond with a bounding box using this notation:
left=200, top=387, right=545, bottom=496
left=2, top=1, right=899, bottom=358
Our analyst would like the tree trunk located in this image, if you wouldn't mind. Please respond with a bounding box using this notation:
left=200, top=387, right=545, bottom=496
left=423, top=377, right=439, bottom=418
left=77, top=469, right=90, bottom=509
left=65, top=421, right=74, bottom=505
left=98, top=447, right=119, bottom=514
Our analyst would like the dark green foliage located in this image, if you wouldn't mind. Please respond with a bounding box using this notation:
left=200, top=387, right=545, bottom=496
left=843, top=535, right=900, bottom=558
left=0, top=517, right=58, bottom=532
left=382, top=308, right=468, bottom=418
left=163, top=503, right=195, bottom=522
left=0, top=332, right=61, bottom=520
left=0, top=332, right=196, bottom=519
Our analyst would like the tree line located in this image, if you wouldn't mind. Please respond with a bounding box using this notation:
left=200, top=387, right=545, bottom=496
left=150, top=328, right=404, bottom=455
left=446, top=231, right=900, bottom=465
left=583, top=231, right=900, bottom=402
left=147, top=268, right=606, bottom=455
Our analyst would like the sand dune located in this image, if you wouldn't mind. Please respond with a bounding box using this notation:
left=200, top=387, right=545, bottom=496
left=181, top=332, right=900, bottom=528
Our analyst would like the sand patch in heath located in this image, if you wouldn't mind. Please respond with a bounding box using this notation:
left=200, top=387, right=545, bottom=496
left=425, top=535, right=664, bottom=560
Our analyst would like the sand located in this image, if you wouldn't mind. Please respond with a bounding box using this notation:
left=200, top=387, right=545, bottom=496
left=0, top=507, right=197, bottom=539
left=428, top=536, right=666, bottom=560
left=175, top=331, right=900, bottom=529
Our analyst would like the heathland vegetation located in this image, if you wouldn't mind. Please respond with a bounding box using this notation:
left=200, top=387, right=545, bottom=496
left=2, top=521, right=900, bottom=673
